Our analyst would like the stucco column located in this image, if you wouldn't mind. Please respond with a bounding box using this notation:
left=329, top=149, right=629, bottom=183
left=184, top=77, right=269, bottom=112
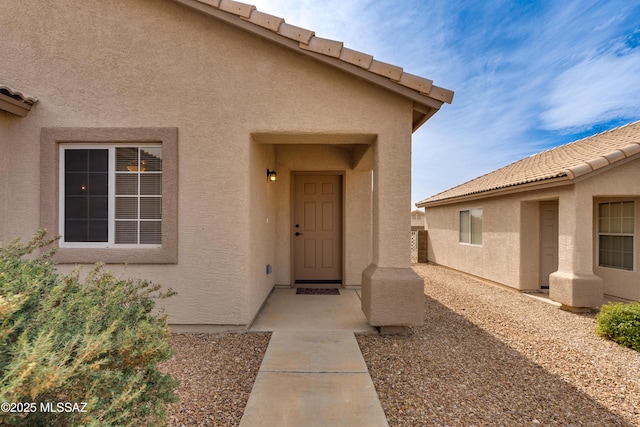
left=549, top=189, right=603, bottom=309
left=361, top=136, right=424, bottom=327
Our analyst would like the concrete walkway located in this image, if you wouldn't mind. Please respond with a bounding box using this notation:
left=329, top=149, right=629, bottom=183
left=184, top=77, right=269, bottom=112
left=241, top=288, right=389, bottom=426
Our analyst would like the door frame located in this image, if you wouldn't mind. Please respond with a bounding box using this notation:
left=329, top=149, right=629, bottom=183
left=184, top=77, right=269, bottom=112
left=290, top=171, right=346, bottom=287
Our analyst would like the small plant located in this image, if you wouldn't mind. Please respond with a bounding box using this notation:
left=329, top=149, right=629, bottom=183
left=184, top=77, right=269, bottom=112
left=596, top=301, right=640, bottom=352
left=0, top=230, right=178, bottom=426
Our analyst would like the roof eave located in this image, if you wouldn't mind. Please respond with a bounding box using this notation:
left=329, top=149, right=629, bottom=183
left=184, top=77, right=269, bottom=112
left=412, top=103, right=439, bottom=132
left=171, top=0, right=451, bottom=132
left=0, top=93, right=35, bottom=117
left=419, top=147, right=640, bottom=208
left=416, top=176, right=572, bottom=208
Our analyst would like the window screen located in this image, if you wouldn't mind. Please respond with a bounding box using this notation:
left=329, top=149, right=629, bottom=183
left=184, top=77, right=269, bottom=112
left=62, top=145, right=162, bottom=246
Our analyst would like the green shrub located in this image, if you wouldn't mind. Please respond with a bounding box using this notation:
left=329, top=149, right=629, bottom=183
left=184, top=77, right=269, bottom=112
left=0, top=230, right=178, bottom=426
left=596, top=301, right=640, bottom=352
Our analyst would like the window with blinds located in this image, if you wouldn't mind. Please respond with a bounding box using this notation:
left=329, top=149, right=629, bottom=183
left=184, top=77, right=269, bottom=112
left=61, top=145, right=162, bottom=247
left=598, top=201, right=634, bottom=271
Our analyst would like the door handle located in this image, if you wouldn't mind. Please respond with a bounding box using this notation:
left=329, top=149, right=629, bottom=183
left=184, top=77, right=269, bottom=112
left=295, top=232, right=303, bottom=236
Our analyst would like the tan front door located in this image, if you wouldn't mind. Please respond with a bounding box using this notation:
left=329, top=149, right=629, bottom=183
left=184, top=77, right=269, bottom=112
left=540, top=202, right=559, bottom=288
left=293, top=174, right=343, bottom=285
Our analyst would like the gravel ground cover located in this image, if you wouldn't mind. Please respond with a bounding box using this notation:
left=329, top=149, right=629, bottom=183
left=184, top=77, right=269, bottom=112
left=161, top=332, right=270, bottom=427
left=160, top=264, right=639, bottom=426
left=357, top=263, right=640, bottom=426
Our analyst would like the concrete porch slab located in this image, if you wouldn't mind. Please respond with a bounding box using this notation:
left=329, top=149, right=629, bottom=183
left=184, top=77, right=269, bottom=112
left=242, top=290, right=387, bottom=426
left=250, top=288, right=376, bottom=333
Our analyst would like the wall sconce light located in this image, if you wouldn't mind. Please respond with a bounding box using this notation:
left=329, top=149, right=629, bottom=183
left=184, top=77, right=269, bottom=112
left=267, top=169, right=277, bottom=182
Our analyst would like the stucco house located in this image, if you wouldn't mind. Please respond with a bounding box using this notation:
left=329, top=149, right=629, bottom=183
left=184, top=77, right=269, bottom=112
left=411, top=210, right=426, bottom=231
left=0, top=0, right=453, bottom=330
left=417, top=121, right=640, bottom=309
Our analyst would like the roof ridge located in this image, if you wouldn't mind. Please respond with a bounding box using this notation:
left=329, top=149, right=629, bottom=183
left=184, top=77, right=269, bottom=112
left=190, top=0, right=453, bottom=104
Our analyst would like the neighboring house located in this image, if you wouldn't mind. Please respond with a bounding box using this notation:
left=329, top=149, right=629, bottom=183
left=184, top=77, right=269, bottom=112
left=417, top=121, right=640, bottom=309
left=0, top=0, right=453, bottom=330
left=411, top=210, right=425, bottom=231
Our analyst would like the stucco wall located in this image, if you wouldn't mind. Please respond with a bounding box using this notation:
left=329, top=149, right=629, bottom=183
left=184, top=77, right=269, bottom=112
left=425, top=196, right=523, bottom=288
left=0, top=0, right=413, bottom=327
left=247, top=142, right=277, bottom=321
left=425, top=157, right=640, bottom=301
left=0, top=121, right=6, bottom=241
left=593, top=196, right=640, bottom=301
left=372, top=130, right=415, bottom=268
left=425, top=186, right=571, bottom=290
left=584, top=159, right=640, bottom=301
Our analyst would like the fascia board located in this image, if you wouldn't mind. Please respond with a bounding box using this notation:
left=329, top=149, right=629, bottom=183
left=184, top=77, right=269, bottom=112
left=416, top=177, right=572, bottom=208
left=0, top=93, right=32, bottom=117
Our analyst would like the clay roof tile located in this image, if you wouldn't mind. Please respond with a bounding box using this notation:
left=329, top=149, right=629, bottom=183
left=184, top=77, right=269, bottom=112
left=418, top=120, right=640, bottom=206
left=185, top=0, right=453, bottom=109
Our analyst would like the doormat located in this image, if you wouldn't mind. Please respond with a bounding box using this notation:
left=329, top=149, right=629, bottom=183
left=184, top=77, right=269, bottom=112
left=296, top=288, right=340, bottom=295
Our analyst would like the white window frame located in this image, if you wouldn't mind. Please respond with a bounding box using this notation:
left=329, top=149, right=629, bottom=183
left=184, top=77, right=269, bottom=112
left=459, top=208, right=483, bottom=246
left=598, top=201, right=634, bottom=271
left=58, top=143, right=162, bottom=249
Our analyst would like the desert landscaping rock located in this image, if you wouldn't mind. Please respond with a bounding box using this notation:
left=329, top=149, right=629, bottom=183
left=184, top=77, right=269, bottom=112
left=161, top=332, right=270, bottom=427
left=357, top=264, right=640, bottom=426
left=161, top=264, right=639, bottom=426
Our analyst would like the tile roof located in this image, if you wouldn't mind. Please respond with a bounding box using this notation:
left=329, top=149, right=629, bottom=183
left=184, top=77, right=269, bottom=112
left=418, top=120, right=640, bottom=206
left=173, top=0, right=453, bottom=129
left=0, top=84, right=38, bottom=105
left=0, top=84, right=38, bottom=117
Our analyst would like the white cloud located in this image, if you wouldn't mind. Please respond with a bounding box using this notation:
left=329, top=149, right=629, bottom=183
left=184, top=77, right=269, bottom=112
left=540, top=50, right=640, bottom=131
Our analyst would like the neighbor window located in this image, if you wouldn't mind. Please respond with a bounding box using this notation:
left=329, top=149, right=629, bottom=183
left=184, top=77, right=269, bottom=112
left=460, top=208, right=482, bottom=245
left=598, top=201, right=634, bottom=271
left=60, top=145, right=162, bottom=247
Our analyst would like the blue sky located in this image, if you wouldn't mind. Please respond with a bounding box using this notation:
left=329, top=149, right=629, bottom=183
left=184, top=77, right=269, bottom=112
left=250, top=0, right=640, bottom=208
